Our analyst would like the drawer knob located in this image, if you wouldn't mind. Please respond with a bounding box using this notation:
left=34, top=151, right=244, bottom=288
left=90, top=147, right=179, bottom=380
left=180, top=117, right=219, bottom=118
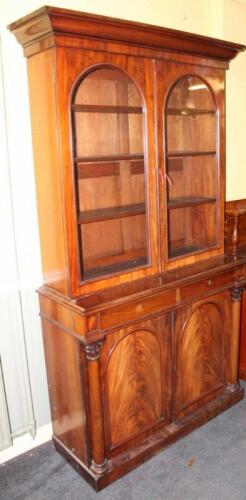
left=207, top=280, right=214, bottom=287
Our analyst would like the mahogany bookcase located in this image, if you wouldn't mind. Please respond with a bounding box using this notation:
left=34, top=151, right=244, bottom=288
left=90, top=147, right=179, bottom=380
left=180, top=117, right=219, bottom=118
left=9, top=7, right=246, bottom=491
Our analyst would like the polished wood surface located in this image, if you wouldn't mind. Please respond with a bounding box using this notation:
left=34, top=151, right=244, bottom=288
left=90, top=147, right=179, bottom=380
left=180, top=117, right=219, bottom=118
left=9, top=6, right=245, bottom=61
left=174, top=293, right=228, bottom=418
left=86, top=343, right=108, bottom=474
left=39, top=256, right=246, bottom=490
left=42, top=318, right=88, bottom=465
left=225, top=199, right=246, bottom=255
left=228, top=286, right=244, bottom=390
left=10, top=7, right=246, bottom=492
left=27, top=50, right=68, bottom=293
left=101, top=316, right=171, bottom=452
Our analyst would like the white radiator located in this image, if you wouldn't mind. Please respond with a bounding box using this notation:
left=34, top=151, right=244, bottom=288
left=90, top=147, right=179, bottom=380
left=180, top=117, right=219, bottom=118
left=0, top=359, right=11, bottom=450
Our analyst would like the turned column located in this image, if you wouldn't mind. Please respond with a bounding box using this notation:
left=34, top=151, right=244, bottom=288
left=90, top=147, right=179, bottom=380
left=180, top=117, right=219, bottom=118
left=85, top=342, right=108, bottom=474
left=225, top=215, right=240, bottom=255
left=227, top=284, right=244, bottom=392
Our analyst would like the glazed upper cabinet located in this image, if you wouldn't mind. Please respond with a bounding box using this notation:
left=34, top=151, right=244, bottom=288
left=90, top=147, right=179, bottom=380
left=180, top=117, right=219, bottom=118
left=71, top=61, right=223, bottom=282
left=69, top=57, right=224, bottom=289
left=10, top=11, right=229, bottom=296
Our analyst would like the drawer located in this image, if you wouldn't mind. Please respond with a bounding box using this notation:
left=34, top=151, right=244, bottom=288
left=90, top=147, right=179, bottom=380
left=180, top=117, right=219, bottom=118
left=180, top=269, right=238, bottom=302
left=101, top=289, right=176, bottom=329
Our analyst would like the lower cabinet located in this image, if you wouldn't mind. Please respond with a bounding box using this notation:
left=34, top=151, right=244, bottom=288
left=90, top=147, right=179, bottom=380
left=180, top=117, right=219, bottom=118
left=40, top=282, right=244, bottom=490
left=174, top=291, right=231, bottom=419
left=100, top=315, right=172, bottom=456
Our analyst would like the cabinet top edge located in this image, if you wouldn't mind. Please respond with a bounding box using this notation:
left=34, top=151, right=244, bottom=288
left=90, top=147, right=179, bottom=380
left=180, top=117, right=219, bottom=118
left=8, top=5, right=246, bottom=62
left=55, top=254, right=246, bottom=312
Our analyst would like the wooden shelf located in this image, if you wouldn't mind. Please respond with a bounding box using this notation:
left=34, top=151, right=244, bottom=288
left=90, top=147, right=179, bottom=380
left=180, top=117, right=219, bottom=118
left=169, top=245, right=205, bottom=258
left=78, top=203, right=146, bottom=224
left=72, top=104, right=143, bottom=114
left=167, top=151, right=216, bottom=159
left=167, top=107, right=215, bottom=116
left=168, top=196, right=216, bottom=210
left=84, top=256, right=148, bottom=279
left=75, top=153, right=144, bottom=163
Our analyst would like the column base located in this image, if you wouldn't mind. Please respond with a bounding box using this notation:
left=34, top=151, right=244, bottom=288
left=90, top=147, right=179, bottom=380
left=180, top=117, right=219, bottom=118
left=226, top=382, right=241, bottom=393
left=91, top=458, right=109, bottom=475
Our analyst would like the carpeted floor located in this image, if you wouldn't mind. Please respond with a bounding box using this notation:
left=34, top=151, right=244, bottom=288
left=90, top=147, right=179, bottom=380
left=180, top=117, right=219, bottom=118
left=1, top=382, right=246, bottom=500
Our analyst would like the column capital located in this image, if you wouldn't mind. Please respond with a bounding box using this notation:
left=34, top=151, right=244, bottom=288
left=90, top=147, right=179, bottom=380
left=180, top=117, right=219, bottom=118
left=230, top=284, right=244, bottom=302
left=85, top=341, right=103, bottom=361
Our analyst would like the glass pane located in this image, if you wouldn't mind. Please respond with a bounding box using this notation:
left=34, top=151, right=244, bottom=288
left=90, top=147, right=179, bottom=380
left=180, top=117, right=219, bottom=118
left=80, top=214, right=148, bottom=280
left=72, top=67, right=149, bottom=280
left=167, top=156, right=217, bottom=202
left=75, top=67, right=142, bottom=107
left=74, top=112, right=143, bottom=157
left=167, top=113, right=216, bottom=153
left=166, top=76, right=216, bottom=154
left=168, top=204, right=217, bottom=258
left=165, top=76, right=218, bottom=260
left=77, top=159, right=145, bottom=213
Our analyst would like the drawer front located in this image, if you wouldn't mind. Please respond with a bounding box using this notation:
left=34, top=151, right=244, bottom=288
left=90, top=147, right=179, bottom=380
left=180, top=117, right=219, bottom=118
left=180, top=269, right=240, bottom=302
left=101, top=289, right=176, bottom=329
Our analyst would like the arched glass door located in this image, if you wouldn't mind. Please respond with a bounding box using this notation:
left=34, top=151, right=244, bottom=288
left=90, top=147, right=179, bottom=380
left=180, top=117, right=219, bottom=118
left=71, top=67, right=149, bottom=280
left=165, top=76, right=218, bottom=259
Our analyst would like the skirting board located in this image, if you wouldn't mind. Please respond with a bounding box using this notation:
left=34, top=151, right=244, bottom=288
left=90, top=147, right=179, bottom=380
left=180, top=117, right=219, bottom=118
left=0, top=422, right=52, bottom=464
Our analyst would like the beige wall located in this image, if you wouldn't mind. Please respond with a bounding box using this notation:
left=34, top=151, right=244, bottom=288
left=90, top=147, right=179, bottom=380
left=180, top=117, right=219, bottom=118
left=223, top=0, right=246, bottom=199
left=0, top=0, right=246, bottom=443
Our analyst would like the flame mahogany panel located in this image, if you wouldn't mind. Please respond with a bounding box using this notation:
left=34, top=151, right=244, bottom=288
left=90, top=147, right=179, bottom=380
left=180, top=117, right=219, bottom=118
left=174, top=292, right=231, bottom=418
left=101, top=316, right=171, bottom=454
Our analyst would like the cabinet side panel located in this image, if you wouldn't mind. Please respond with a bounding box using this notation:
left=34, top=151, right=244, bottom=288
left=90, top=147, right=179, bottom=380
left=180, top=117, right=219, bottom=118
left=41, top=318, right=88, bottom=465
left=27, top=50, right=68, bottom=293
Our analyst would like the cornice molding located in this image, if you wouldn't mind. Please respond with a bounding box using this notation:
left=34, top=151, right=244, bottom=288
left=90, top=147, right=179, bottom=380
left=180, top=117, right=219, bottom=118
left=8, top=5, right=245, bottom=62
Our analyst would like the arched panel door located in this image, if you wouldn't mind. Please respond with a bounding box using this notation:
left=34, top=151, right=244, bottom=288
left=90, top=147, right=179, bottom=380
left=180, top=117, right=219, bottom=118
left=71, top=66, right=149, bottom=281
left=174, top=291, right=231, bottom=419
left=165, top=75, right=218, bottom=260
left=100, top=315, right=171, bottom=454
